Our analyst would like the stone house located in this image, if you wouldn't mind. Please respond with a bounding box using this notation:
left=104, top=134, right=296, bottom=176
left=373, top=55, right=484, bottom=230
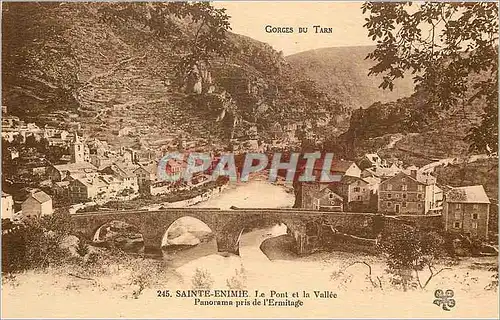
left=47, top=162, right=98, bottom=182
left=2, top=192, right=14, bottom=220
left=297, top=183, right=343, bottom=211
left=90, top=154, right=116, bottom=170
left=443, top=185, right=490, bottom=240
left=378, top=171, right=442, bottom=215
left=100, top=163, right=139, bottom=193
left=308, top=159, right=361, bottom=181
left=21, top=191, right=52, bottom=218
left=333, top=176, right=375, bottom=212
left=301, top=183, right=344, bottom=211
left=134, top=163, right=158, bottom=193
left=69, top=176, right=110, bottom=203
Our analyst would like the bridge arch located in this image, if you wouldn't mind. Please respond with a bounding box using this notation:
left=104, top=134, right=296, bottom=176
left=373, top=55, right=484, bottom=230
left=161, top=216, right=215, bottom=247
left=92, top=219, right=145, bottom=252
left=218, top=214, right=305, bottom=255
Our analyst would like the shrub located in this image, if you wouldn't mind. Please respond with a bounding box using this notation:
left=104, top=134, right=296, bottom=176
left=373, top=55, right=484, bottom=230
left=129, top=259, right=166, bottom=299
left=485, top=267, right=499, bottom=291
left=76, top=238, right=90, bottom=257
left=226, top=266, right=247, bottom=290
left=191, top=268, right=214, bottom=290
left=2, top=214, right=73, bottom=272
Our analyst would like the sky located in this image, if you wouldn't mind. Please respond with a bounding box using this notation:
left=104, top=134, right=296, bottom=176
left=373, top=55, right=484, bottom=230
left=213, top=1, right=374, bottom=56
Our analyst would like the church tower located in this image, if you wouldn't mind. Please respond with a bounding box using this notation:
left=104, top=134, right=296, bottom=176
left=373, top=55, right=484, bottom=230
left=70, top=133, right=85, bottom=163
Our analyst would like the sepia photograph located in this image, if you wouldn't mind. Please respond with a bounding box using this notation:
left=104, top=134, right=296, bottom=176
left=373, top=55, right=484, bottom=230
left=1, top=1, right=499, bottom=318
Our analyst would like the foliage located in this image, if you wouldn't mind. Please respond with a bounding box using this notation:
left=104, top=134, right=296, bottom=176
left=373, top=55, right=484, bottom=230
left=76, top=238, right=90, bottom=257
left=434, top=158, right=498, bottom=202
left=362, top=2, right=498, bottom=154
left=484, top=267, right=498, bottom=291
left=331, top=261, right=383, bottom=291
left=2, top=2, right=347, bottom=145
left=129, top=258, right=166, bottom=299
left=191, top=268, right=214, bottom=290
left=226, top=265, right=247, bottom=290
left=2, top=2, right=80, bottom=116
left=379, top=227, right=448, bottom=291
left=2, top=214, right=74, bottom=273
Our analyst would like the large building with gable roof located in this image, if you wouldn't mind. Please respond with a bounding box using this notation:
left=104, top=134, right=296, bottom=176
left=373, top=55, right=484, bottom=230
left=443, top=185, right=490, bottom=240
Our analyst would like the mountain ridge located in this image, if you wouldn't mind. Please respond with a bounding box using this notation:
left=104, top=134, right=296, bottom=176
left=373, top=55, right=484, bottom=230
left=2, top=2, right=347, bottom=148
left=286, top=45, right=416, bottom=110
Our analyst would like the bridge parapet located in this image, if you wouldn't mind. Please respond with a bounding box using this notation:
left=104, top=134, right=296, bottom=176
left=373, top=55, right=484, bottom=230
left=69, top=208, right=413, bottom=255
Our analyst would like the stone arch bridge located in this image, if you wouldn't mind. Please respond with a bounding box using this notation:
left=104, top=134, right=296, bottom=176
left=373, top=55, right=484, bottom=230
left=70, top=208, right=427, bottom=255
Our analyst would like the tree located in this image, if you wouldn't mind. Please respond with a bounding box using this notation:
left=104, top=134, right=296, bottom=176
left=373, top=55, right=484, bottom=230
left=379, top=227, right=449, bottom=291
left=362, top=2, right=498, bottom=154
left=2, top=213, right=73, bottom=272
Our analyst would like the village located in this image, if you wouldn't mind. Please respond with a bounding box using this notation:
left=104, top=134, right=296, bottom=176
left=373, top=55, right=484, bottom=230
left=1, top=104, right=495, bottom=245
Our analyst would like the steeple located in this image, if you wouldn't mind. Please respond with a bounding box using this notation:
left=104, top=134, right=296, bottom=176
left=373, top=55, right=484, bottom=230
left=70, top=132, right=85, bottom=163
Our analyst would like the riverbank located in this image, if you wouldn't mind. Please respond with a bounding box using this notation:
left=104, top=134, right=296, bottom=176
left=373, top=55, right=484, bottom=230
left=2, top=180, right=498, bottom=318
left=3, top=236, right=498, bottom=318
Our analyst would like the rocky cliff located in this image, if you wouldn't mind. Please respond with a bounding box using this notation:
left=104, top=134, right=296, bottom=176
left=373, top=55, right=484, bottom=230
left=2, top=2, right=347, bottom=148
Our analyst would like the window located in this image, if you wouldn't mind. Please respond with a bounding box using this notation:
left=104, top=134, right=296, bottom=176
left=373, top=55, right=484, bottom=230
left=455, top=203, right=461, bottom=210
left=387, top=184, right=393, bottom=191
left=354, top=187, right=360, bottom=192
left=402, top=193, right=407, bottom=199
left=454, top=211, right=461, bottom=219
left=401, top=177, right=406, bottom=182
left=402, top=202, right=407, bottom=208
left=418, top=203, right=422, bottom=209
left=454, top=221, right=461, bottom=229
left=313, top=201, right=319, bottom=210
left=396, top=194, right=400, bottom=198
left=357, top=195, right=361, bottom=201
left=387, top=201, right=392, bottom=207
left=402, top=184, right=408, bottom=191
left=329, top=193, right=334, bottom=199
left=472, top=213, right=478, bottom=220
left=472, top=222, right=478, bottom=229
left=387, top=193, right=392, bottom=199
left=417, top=194, right=423, bottom=199
left=473, top=204, right=478, bottom=210
left=418, top=185, right=423, bottom=191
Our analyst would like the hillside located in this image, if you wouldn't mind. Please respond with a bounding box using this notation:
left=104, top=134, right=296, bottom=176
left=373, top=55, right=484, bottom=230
left=323, top=90, right=486, bottom=165
left=2, top=2, right=346, bottom=149
left=286, top=46, right=415, bottom=110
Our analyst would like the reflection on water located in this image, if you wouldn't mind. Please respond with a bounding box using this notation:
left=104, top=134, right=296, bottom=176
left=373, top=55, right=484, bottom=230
left=162, top=238, right=219, bottom=268
left=160, top=181, right=304, bottom=286
left=161, top=223, right=292, bottom=268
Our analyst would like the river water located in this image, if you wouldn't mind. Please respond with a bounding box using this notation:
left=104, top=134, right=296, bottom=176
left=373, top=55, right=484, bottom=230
left=161, top=179, right=296, bottom=272
left=161, top=180, right=390, bottom=295
left=3, top=180, right=498, bottom=318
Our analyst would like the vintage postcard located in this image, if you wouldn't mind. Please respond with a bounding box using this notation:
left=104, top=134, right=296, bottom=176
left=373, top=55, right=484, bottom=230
left=1, top=0, right=499, bottom=319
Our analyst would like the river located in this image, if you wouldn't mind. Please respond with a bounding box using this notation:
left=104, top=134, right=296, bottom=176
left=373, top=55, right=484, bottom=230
left=2, top=180, right=498, bottom=318
left=161, top=179, right=296, bottom=271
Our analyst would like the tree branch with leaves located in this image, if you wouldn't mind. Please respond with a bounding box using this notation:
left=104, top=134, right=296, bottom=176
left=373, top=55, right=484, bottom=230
left=362, top=2, right=498, bottom=154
